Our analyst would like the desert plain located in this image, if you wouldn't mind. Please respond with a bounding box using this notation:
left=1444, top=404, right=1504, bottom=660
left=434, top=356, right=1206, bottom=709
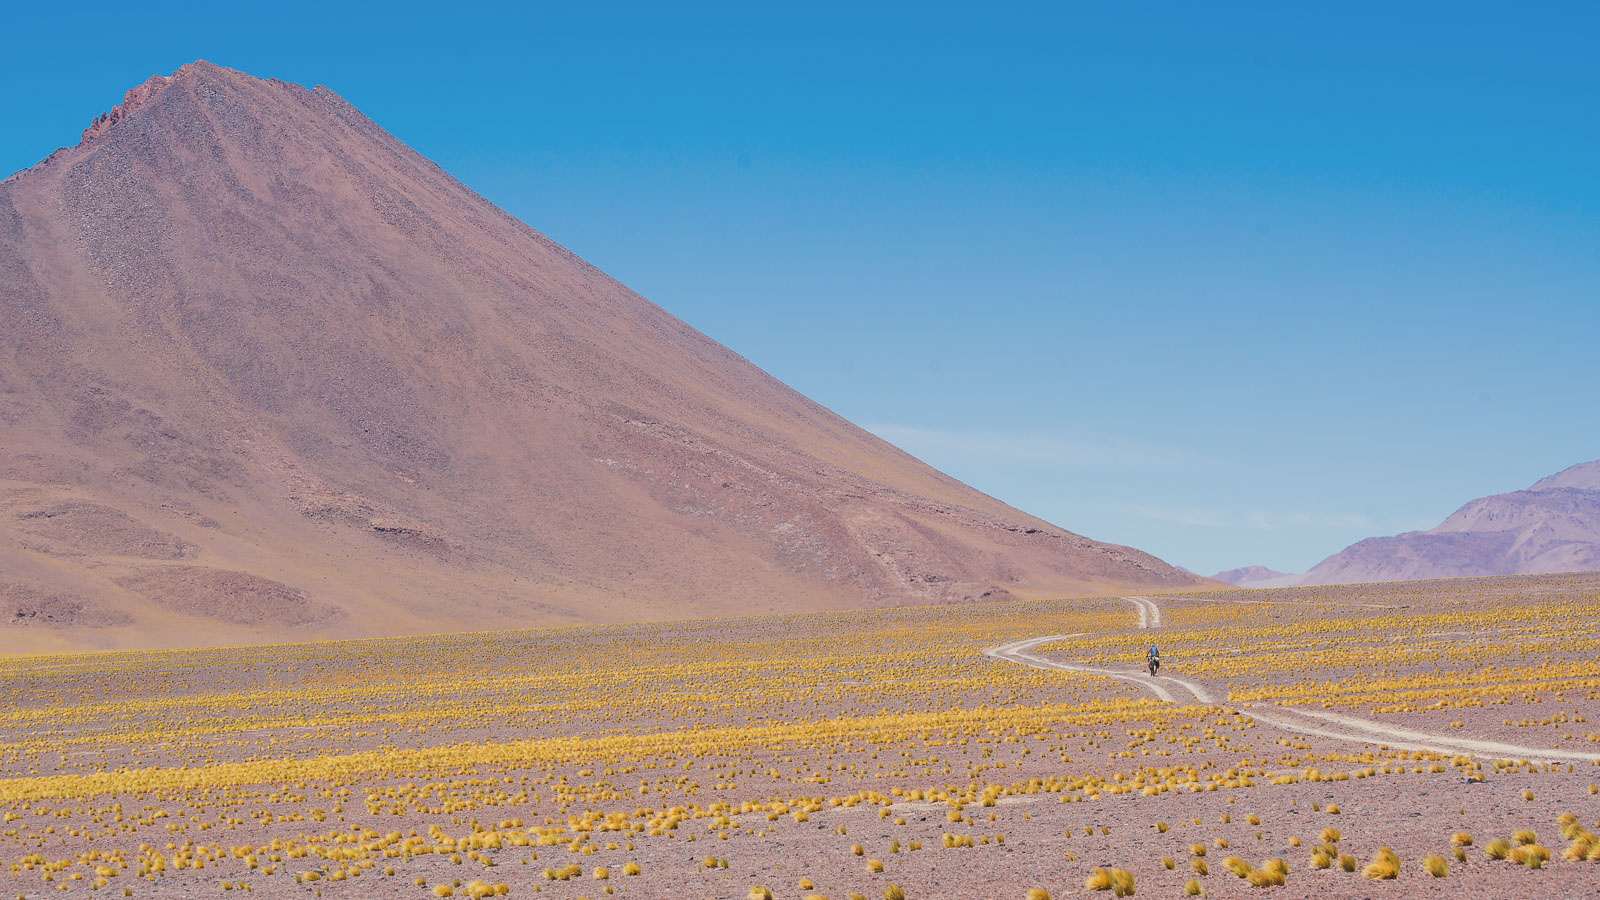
left=2, top=572, right=1599, bottom=898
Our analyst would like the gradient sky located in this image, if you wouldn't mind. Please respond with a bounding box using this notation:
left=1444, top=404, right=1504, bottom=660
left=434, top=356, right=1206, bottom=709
left=3, top=2, right=1596, bottom=575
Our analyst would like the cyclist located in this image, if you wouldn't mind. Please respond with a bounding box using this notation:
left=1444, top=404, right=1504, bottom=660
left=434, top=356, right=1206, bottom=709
left=1146, top=644, right=1161, bottom=676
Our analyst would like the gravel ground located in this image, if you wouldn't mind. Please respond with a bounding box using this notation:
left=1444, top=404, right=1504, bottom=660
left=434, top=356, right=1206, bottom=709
left=2, top=573, right=1599, bottom=898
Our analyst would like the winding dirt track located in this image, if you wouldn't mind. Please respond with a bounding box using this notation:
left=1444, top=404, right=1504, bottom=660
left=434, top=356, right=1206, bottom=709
left=984, top=597, right=1597, bottom=765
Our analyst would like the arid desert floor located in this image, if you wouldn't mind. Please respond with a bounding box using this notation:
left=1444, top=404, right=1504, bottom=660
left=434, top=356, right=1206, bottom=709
left=3, top=572, right=1600, bottom=898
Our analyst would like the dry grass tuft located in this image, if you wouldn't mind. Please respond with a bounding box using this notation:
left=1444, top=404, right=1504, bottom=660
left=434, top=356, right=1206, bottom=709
left=1085, top=868, right=1135, bottom=896
left=1247, top=867, right=1285, bottom=887
left=1512, top=844, right=1549, bottom=869
left=1362, top=847, right=1399, bottom=880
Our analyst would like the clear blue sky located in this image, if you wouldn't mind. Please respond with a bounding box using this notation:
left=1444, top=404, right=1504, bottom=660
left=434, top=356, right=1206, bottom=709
left=4, top=2, right=1596, bottom=575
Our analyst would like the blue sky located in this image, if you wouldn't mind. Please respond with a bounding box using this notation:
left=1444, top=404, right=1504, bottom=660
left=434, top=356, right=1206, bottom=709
left=3, top=2, right=1596, bottom=575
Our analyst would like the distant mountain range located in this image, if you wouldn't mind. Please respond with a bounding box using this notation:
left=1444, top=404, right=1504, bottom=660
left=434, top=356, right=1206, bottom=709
left=1222, top=460, right=1600, bottom=588
left=1300, top=459, right=1600, bottom=585
left=1210, top=565, right=1298, bottom=588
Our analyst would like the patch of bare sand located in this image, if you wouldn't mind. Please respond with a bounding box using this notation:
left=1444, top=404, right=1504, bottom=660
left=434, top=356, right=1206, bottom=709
left=114, top=566, right=340, bottom=627
left=14, top=500, right=194, bottom=559
left=0, top=581, right=131, bottom=628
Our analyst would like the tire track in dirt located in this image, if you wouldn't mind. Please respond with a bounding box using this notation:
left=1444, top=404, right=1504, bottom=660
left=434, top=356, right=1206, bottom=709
left=1123, top=595, right=1161, bottom=627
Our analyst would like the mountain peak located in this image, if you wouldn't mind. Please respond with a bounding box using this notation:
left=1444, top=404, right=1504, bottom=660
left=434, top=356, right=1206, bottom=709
left=77, top=61, right=258, bottom=143
left=81, top=63, right=191, bottom=144
left=5, top=61, right=296, bottom=185
left=1529, top=459, right=1600, bottom=493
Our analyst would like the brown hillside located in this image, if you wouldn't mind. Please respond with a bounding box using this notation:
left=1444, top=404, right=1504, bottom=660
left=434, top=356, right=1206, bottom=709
left=0, top=62, right=1203, bottom=651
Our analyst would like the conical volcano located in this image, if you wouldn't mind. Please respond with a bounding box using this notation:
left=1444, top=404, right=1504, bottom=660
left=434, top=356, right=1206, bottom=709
left=0, top=62, right=1202, bottom=650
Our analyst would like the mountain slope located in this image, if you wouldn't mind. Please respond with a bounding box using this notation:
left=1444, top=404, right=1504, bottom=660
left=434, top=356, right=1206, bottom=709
left=0, top=62, right=1203, bottom=651
left=1300, top=460, right=1600, bottom=586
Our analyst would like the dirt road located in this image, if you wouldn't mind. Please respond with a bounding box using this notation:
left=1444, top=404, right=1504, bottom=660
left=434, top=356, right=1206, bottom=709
left=985, top=597, right=1596, bottom=765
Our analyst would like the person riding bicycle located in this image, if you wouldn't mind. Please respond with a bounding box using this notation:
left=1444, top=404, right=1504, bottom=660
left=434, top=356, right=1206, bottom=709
left=1146, top=644, right=1161, bottom=675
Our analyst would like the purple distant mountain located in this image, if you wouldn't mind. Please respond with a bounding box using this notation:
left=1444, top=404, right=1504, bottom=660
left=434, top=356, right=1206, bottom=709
left=1210, top=566, right=1295, bottom=587
left=1299, top=460, right=1600, bottom=586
